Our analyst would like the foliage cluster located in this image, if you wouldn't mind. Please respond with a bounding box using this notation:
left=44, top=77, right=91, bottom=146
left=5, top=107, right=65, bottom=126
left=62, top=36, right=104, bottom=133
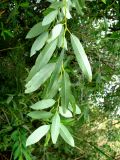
left=0, top=0, right=120, bottom=159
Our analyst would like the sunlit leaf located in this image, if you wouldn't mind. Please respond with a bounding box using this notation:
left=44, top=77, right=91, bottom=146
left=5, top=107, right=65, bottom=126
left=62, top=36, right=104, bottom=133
left=25, top=63, right=55, bottom=93
left=46, top=77, right=61, bottom=99
left=30, top=32, right=48, bottom=56
left=26, top=125, right=50, bottom=146
left=62, top=7, right=72, bottom=19
left=48, top=24, right=63, bottom=43
left=60, top=124, right=74, bottom=147
left=27, top=111, right=52, bottom=119
left=51, top=112, right=60, bottom=144
left=30, top=99, right=55, bottom=110
left=60, top=71, right=71, bottom=112
left=26, top=22, right=49, bottom=39
left=71, top=34, right=92, bottom=82
left=26, top=39, right=57, bottom=82
left=47, top=49, right=64, bottom=93
left=42, top=10, right=58, bottom=26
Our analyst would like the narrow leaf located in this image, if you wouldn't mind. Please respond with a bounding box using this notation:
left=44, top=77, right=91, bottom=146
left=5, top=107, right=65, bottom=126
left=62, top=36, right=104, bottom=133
left=30, top=32, right=48, bottom=56
left=26, top=22, right=49, bottom=39
left=47, top=49, right=64, bottom=93
left=26, top=39, right=57, bottom=82
left=25, top=63, right=55, bottom=93
left=60, top=124, right=74, bottom=147
left=71, top=34, right=92, bottom=82
left=74, top=0, right=84, bottom=16
left=30, top=99, right=55, bottom=110
left=28, top=111, right=52, bottom=119
left=48, top=24, right=63, bottom=43
left=42, top=10, right=58, bottom=26
left=60, top=72, right=71, bottom=112
left=51, top=112, right=60, bottom=144
left=26, top=125, right=50, bottom=146
left=46, top=77, right=61, bottom=99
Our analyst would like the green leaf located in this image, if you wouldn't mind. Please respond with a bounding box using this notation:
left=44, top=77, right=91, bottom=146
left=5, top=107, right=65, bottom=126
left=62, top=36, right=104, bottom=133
left=51, top=112, right=60, bottom=144
left=60, top=72, right=71, bottom=112
left=47, top=49, right=64, bottom=93
left=57, top=27, right=64, bottom=47
left=26, top=125, right=50, bottom=146
left=30, top=32, right=48, bottom=57
left=28, top=111, right=52, bottom=119
left=46, top=77, right=61, bottom=99
left=59, top=107, right=72, bottom=118
left=71, top=34, right=92, bottom=82
left=68, top=104, right=81, bottom=115
left=101, top=0, right=106, bottom=4
left=18, top=155, right=23, bottom=160
left=62, top=7, right=72, bottom=19
left=30, top=99, right=55, bottom=110
left=69, top=94, right=76, bottom=114
left=22, top=150, right=32, bottom=160
left=60, top=124, right=74, bottom=147
left=25, top=63, right=55, bottom=93
left=74, top=0, right=84, bottom=16
left=50, top=1, right=63, bottom=9
left=26, top=22, right=49, bottom=39
left=48, top=24, right=63, bottom=43
left=64, top=37, right=68, bottom=50
left=19, top=2, right=29, bottom=8
left=57, top=29, right=68, bottom=50
left=44, top=132, right=50, bottom=147
left=78, top=0, right=86, bottom=8
left=26, top=39, right=57, bottom=82
left=42, top=10, right=58, bottom=26
left=14, top=147, right=21, bottom=160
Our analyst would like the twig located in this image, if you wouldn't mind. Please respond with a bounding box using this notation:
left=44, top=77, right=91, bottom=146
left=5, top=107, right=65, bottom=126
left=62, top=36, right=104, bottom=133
left=0, top=46, right=23, bottom=52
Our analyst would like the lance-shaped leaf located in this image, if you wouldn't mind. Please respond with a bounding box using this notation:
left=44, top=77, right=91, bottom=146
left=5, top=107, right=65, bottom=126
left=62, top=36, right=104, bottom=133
left=42, top=10, right=58, bottom=26
left=30, top=99, right=55, bottom=110
left=26, top=22, right=49, bottom=39
left=60, top=124, right=74, bottom=147
left=28, top=111, right=52, bottom=119
left=46, top=77, right=61, bottom=99
left=51, top=112, right=60, bottom=144
left=47, top=49, right=64, bottom=93
left=74, top=0, right=84, bottom=16
left=26, top=39, right=57, bottom=82
left=71, top=34, right=92, bottom=82
left=25, top=63, right=55, bottom=93
left=60, top=72, right=71, bottom=112
left=30, top=32, right=48, bottom=57
left=26, top=125, right=50, bottom=146
left=48, top=24, right=63, bottom=43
